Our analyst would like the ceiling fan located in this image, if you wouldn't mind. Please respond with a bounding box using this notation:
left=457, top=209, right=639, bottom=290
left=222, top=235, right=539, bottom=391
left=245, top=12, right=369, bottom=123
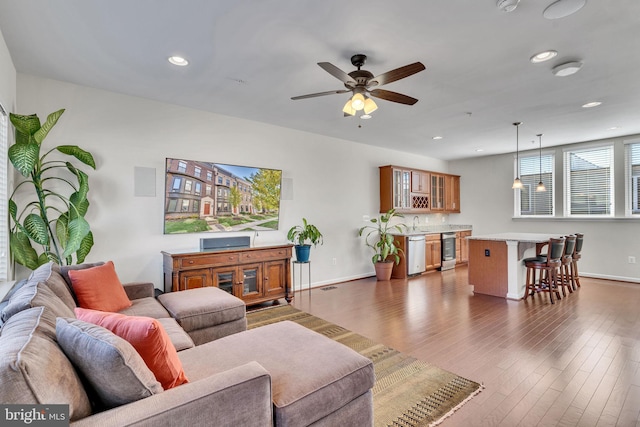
left=291, top=54, right=426, bottom=116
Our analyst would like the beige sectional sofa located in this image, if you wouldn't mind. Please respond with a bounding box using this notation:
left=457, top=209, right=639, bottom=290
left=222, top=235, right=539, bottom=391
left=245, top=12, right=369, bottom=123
left=0, top=262, right=375, bottom=426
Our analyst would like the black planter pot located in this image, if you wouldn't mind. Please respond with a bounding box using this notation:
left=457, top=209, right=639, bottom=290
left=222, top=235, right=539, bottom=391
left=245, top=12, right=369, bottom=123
left=294, top=245, right=311, bottom=262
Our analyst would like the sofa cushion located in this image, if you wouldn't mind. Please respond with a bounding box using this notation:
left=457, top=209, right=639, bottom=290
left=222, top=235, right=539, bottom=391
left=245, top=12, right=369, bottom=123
left=68, top=261, right=132, bottom=312
left=27, top=262, right=78, bottom=312
left=0, top=307, right=92, bottom=421
left=118, top=297, right=171, bottom=319
left=59, top=261, right=105, bottom=287
left=56, top=317, right=163, bottom=409
left=0, top=279, right=27, bottom=327
left=178, top=320, right=375, bottom=426
left=157, top=317, right=195, bottom=351
left=157, top=287, right=245, bottom=332
left=75, top=308, right=189, bottom=390
left=1, top=279, right=75, bottom=323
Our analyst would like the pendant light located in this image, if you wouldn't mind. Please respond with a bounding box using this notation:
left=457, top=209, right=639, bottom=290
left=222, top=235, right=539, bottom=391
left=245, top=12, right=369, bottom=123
left=512, top=122, right=523, bottom=189
left=536, top=133, right=546, bottom=192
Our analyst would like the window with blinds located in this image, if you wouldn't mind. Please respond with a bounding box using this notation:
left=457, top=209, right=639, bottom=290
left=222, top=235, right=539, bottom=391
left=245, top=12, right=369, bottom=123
left=564, top=145, right=614, bottom=216
left=516, top=153, right=554, bottom=216
left=625, top=141, right=640, bottom=215
left=0, top=104, right=8, bottom=281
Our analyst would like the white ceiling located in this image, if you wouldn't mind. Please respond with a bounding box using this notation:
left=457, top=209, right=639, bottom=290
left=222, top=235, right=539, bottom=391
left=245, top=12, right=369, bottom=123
left=1, top=0, right=639, bottom=160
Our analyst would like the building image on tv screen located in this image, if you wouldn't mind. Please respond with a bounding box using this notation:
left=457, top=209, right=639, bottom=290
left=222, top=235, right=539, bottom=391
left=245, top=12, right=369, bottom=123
left=164, top=158, right=282, bottom=234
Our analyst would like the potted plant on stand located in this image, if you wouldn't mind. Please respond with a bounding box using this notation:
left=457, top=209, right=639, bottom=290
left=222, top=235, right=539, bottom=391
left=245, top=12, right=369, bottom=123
left=359, top=209, right=406, bottom=281
left=287, top=218, right=323, bottom=262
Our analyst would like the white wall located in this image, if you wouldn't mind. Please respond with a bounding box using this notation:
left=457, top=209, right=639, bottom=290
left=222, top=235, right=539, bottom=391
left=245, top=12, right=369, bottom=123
left=449, top=139, right=640, bottom=283
left=15, top=74, right=449, bottom=288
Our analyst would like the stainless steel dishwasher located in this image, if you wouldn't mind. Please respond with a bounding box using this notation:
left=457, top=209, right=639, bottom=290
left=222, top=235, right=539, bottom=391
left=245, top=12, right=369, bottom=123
left=407, top=235, right=426, bottom=275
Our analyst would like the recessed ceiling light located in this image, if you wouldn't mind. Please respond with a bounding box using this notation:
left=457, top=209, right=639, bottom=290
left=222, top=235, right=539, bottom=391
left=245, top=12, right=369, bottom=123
left=475, top=148, right=484, bottom=152
left=552, top=61, right=583, bottom=76
left=432, top=136, right=443, bottom=140
left=582, top=101, right=602, bottom=108
left=543, top=0, right=587, bottom=20
left=608, top=126, right=621, bottom=130
left=497, top=0, right=520, bottom=12
left=360, top=114, right=372, bottom=120
left=530, top=50, right=558, bottom=63
left=168, top=56, right=189, bottom=66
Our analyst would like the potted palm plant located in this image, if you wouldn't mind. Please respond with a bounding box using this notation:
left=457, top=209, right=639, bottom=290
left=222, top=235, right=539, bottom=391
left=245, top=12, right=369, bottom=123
left=287, top=218, right=323, bottom=262
left=358, top=209, right=406, bottom=281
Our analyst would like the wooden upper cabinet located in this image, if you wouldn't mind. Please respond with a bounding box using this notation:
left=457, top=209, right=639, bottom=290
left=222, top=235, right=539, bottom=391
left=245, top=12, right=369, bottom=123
left=445, top=175, right=460, bottom=213
left=380, top=165, right=460, bottom=214
left=431, top=173, right=445, bottom=211
left=411, top=171, right=430, bottom=194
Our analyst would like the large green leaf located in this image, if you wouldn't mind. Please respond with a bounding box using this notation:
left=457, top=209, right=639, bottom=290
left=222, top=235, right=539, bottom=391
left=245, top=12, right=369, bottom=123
left=65, top=163, right=89, bottom=199
left=76, top=231, right=94, bottom=263
left=10, top=230, right=39, bottom=270
left=8, top=199, right=17, bottom=222
left=33, top=109, right=64, bottom=144
left=62, top=217, right=90, bottom=258
left=15, top=130, right=31, bottom=145
left=9, top=113, right=41, bottom=136
left=37, top=252, right=52, bottom=267
left=58, top=145, right=96, bottom=169
left=55, top=213, right=69, bottom=248
left=23, top=214, right=49, bottom=245
left=8, top=142, right=40, bottom=176
left=69, top=192, right=90, bottom=218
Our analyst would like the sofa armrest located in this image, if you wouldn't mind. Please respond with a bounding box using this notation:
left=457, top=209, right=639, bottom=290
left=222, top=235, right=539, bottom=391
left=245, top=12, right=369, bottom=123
left=122, top=282, right=155, bottom=300
left=71, top=361, right=272, bottom=427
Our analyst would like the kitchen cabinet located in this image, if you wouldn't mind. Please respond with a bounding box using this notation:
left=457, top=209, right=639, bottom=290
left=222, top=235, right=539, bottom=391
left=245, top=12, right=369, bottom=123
left=411, top=170, right=430, bottom=194
left=162, top=244, right=292, bottom=305
left=431, top=173, right=445, bottom=211
left=445, top=175, right=460, bottom=213
left=425, top=234, right=442, bottom=271
left=456, top=230, right=472, bottom=264
left=380, top=165, right=459, bottom=214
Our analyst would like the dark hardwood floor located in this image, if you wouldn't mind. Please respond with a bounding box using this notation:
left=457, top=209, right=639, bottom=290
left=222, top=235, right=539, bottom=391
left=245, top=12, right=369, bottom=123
left=289, top=266, right=640, bottom=427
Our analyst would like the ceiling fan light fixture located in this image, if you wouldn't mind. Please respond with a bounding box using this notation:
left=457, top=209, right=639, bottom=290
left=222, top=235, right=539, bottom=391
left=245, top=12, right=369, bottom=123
left=351, top=93, right=365, bottom=111
left=552, top=61, right=583, bottom=76
left=342, top=100, right=356, bottom=116
left=363, top=97, right=378, bottom=114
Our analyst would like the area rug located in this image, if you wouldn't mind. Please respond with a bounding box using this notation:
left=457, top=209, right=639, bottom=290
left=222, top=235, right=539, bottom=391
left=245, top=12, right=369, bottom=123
left=246, top=305, right=483, bottom=427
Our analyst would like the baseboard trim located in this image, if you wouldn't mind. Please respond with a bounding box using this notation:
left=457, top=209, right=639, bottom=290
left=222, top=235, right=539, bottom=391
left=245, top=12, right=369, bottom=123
left=298, top=273, right=374, bottom=291
left=581, top=272, right=640, bottom=284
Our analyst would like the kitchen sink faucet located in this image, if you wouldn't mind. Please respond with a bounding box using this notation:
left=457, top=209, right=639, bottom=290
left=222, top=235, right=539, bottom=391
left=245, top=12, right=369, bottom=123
left=413, top=216, right=419, bottom=230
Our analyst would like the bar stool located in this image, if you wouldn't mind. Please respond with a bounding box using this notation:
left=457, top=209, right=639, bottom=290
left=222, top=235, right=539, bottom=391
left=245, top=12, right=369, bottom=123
left=558, top=235, right=576, bottom=297
left=524, top=237, right=565, bottom=304
left=572, top=233, right=584, bottom=289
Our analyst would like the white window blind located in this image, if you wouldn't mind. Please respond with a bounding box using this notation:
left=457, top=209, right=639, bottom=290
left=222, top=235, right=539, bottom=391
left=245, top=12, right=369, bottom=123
left=625, top=142, right=640, bottom=215
left=564, top=145, right=614, bottom=216
left=0, top=104, right=8, bottom=281
left=516, top=153, right=554, bottom=216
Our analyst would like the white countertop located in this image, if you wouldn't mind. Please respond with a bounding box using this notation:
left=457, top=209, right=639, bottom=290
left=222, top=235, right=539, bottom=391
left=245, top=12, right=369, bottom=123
left=392, top=224, right=473, bottom=236
left=467, top=232, right=558, bottom=243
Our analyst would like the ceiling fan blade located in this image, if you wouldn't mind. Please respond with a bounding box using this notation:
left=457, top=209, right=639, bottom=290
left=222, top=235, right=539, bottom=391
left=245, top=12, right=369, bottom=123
left=368, top=62, right=426, bottom=87
left=318, top=62, right=357, bottom=87
left=369, top=89, right=419, bottom=105
left=291, top=89, right=351, bottom=100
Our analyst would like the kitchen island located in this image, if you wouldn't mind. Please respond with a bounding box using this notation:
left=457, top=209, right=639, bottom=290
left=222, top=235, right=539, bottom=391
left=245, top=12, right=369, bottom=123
left=467, top=233, right=559, bottom=300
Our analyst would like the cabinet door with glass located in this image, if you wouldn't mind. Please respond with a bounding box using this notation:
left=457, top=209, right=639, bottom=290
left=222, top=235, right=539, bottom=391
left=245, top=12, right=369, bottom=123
left=431, top=174, right=445, bottom=210
left=393, top=168, right=411, bottom=209
left=211, top=266, right=238, bottom=295
left=238, top=263, right=263, bottom=302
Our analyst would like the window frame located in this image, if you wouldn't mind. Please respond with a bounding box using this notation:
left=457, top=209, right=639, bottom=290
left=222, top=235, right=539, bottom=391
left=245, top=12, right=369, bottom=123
left=563, top=144, right=615, bottom=217
left=624, top=139, right=640, bottom=216
left=514, top=151, right=555, bottom=218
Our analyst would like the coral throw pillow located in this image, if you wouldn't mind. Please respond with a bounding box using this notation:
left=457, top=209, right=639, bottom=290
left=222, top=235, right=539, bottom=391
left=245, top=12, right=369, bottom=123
left=68, top=261, right=132, bottom=312
left=75, top=308, right=189, bottom=390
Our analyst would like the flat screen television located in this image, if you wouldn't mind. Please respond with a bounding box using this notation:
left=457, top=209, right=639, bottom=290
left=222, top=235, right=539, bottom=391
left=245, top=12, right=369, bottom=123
left=164, top=158, right=282, bottom=234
